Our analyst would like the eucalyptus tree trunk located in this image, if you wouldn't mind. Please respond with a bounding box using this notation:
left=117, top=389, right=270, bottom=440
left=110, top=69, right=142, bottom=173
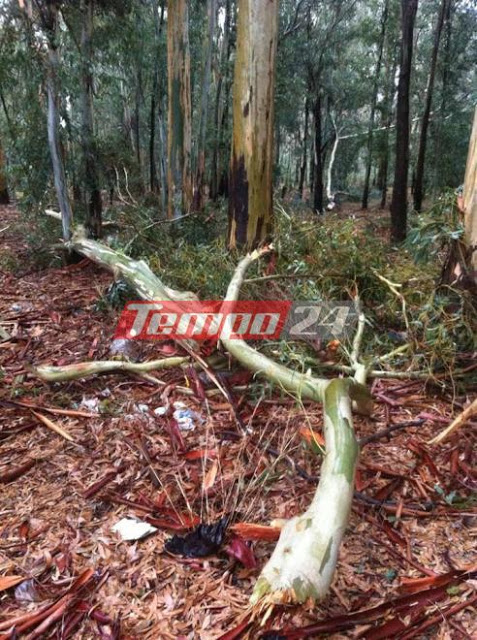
left=228, top=0, right=278, bottom=250
left=167, top=0, right=192, bottom=219
left=433, top=0, right=453, bottom=192
left=413, top=0, right=449, bottom=212
left=0, top=141, right=9, bottom=204
left=463, top=107, right=477, bottom=282
left=210, top=0, right=231, bottom=201
left=313, top=92, right=324, bottom=214
left=298, top=97, right=309, bottom=198
left=80, top=0, right=102, bottom=238
left=379, top=38, right=398, bottom=209
left=45, top=4, right=73, bottom=243
left=362, top=0, right=388, bottom=210
left=194, top=0, right=216, bottom=211
left=390, top=0, right=418, bottom=243
left=149, top=0, right=165, bottom=194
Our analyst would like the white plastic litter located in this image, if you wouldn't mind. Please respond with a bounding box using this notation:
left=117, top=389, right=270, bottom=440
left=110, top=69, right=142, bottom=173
left=172, top=404, right=202, bottom=432
left=79, top=396, right=100, bottom=412
left=112, top=518, right=157, bottom=541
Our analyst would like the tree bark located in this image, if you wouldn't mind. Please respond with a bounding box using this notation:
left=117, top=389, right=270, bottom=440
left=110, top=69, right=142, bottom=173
left=362, top=0, right=388, bottom=210
left=379, top=39, right=399, bottom=209
left=193, top=0, right=216, bottom=211
left=80, top=0, right=102, bottom=239
left=313, top=93, right=324, bottom=214
left=390, top=0, right=418, bottom=243
left=413, top=0, right=449, bottom=212
left=149, top=0, right=165, bottom=194
left=45, top=4, right=73, bottom=243
left=433, top=0, right=453, bottom=192
left=167, top=0, right=192, bottom=219
left=298, top=97, right=309, bottom=198
left=463, top=107, right=477, bottom=282
left=227, top=0, right=278, bottom=250
left=0, top=140, right=9, bottom=204
left=210, top=0, right=231, bottom=202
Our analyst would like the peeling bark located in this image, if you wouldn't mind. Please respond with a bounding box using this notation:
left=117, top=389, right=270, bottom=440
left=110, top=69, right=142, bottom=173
left=463, top=107, right=477, bottom=282
left=228, top=0, right=278, bottom=250
left=167, top=0, right=192, bottom=219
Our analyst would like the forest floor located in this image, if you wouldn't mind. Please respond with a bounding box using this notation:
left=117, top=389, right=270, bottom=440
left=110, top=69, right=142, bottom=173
left=0, top=203, right=476, bottom=639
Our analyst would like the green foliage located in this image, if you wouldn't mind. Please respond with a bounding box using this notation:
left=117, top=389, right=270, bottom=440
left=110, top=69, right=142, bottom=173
left=405, top=191, right=464, bottom=264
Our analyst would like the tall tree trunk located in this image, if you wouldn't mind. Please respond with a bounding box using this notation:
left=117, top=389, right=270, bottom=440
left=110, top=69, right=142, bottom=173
left=150, top=69, right=158, bottom=193
left=390, top=0, right=418, bottom=243
left=193, top=0, right=216, bottom=210
left=463, top=107, right=477, bottom=282
left=167, top=0, right=192, bottom=219
left=433, top=0, right=453, bottom=192
left=45, top=5, right=73, bottom=243
left=80, top=0, right=102, bottom=239
left=0, top=140, right=9, bottom=204
left=149, top=0, right=165, bottom=194
left=413, top=0, right=449, bottom=212
left=210, top=0, right=231, bottom=202
left=313, top=93, right=324, bottom=214
left=379, top=39, right=399, bottom=209
left=135, top=67, right=143, bottom=180
left=299, top=97, right=309, bottom=198
left=362, top=0, right=388, bottom=210
left=227, top=0, right=278, bottom=250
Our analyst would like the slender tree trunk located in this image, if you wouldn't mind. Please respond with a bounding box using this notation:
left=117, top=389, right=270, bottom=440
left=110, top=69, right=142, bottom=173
left=0, top=140, right=9, bottom=204
left=326, top=119, right=340, bottom=209
left=149, top=0, right=165, bottom=194
left=313, top=93, right=324, bottom=214
left=379, top=40, right=399, bottom=209
left=228, top=0, right=278, bottom=250
left=150, top=70, right=158, bottom=193
left=135, top=67, right=143, bottom=179
left=362, top=0, right=388, bottom=210
left=463, top=107, right=477, bottom=282
left=80, top=0, right=102, bottom=238
left=167, top=0, right=192, bottom=219
left=193, top=0, right=216, bottom=210
left=413, top=0, right=448, bottom=212
left=45, top=6, right=73, bottom=243
left=433, top=0, right=453, bottom=192
left=390, top=0, right=418, bottom=243
left=299, top=97, right=309, bottom=198
left=120, top=79, right=135, bottom=155
left=210, top=0, right=231, bottom=201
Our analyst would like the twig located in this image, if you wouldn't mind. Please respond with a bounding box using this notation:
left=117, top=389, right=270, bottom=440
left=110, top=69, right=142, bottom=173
left=359, top=419, right=425, bottom=446
left=428, top=397, right=477, bottom=445
left=372, top=269, right=410, bottom=334
left=31, top=410, right=74, bottom=442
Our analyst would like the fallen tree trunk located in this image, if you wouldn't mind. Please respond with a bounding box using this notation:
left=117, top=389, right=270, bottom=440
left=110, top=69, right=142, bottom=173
left=37, top=224, right=371, bottom=607
left=252, top=378, right=360, bottom=604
